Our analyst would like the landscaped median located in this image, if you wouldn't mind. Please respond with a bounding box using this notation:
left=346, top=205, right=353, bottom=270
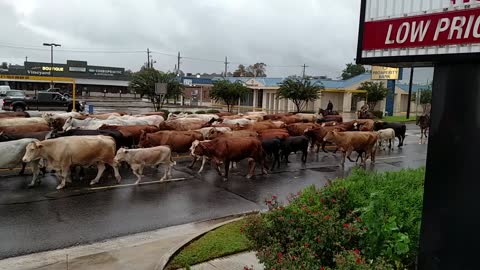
left=383, top=115, right=418, bottom=123
left=165, top=168, right=425, bottom=270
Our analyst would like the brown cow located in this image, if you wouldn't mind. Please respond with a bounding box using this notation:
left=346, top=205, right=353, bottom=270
left=99, top=124, right=160, bottom=145
left=216, top=112, right=234, bottom=117
left=304, top=126, right=349, bottom=153
left=354, top=119, right=375, bottom=131
left=0, top=124, right=51, bottom=134
left=263, top=113, right=293, bottom=121
left=159, top=119, right=210, bottom=131
left=142, top=112, right=166, bottom=117
left=257, top=128, right=290, bottom=140
left=191, top=137, right=267, bottom=181
left=250, top=121, right=281, bottom=131
left=138, top=130, right=203, bottom=153
left=280, top=115, right=304, bottom=124
left=286, top=123, right=321, bottom=136
left=208, top=129, right=258, bottom=139
left=323, top=130, right=378, bottom=166
left=0, top=112, right=30, bottom=118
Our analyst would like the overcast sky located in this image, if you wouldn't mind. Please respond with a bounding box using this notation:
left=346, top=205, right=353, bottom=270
left=0, top=0, right=432, bottom=83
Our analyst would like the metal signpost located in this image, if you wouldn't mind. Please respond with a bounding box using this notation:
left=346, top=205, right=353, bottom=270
left=357, top=0, right=480, bottom=268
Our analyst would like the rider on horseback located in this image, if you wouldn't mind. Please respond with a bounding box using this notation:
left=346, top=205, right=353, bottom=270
left=326, top=100, right=333, bottom=115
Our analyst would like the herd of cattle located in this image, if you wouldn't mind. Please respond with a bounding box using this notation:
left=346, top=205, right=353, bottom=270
left=0, top=110, right=409, bottom=190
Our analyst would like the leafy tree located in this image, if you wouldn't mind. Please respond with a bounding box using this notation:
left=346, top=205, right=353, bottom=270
left=342, top=63, right=366, bottom=80
left=233, top=64, right=249, bottom=77
left=358, top=81, right=389, bottom=111
left=246, top=63, right=267, bottom=77
left=210, top=80, right=249, bottom=112
left=277, top=78, right=324, bottom=113
left=1, top=62, right=8, bottom=69
left=129, top=68, right=183, bottom=111
left=418, top=85, right=432, bottom=113
left=233, top=63, right=267, bottom=77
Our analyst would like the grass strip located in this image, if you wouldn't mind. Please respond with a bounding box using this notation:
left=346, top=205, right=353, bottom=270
left=165, top=219, right=253, bottom=269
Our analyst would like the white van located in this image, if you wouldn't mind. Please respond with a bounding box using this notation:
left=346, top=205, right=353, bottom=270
left=0, top=85, right=11, bottom=96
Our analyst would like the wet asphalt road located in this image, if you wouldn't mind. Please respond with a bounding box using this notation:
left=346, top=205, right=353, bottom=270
left=0, top=124, right=428, bottom=259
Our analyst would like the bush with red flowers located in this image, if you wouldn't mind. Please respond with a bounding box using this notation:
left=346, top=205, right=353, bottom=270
left=243, top=168, right=424, bottom=269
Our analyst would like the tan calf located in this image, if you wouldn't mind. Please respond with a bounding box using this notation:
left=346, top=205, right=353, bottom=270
left=114, top=146, right=175, bottom=184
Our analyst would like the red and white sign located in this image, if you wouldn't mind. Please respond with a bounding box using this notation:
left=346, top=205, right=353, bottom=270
left=358, top=0, right=480, bottom=64
left=363, top=7, right=480, bottom=50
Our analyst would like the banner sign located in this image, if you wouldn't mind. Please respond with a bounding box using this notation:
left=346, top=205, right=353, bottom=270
left=371, top=66, right=400, bottom=80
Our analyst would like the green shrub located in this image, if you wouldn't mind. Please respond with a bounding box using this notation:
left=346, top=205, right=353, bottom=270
left=206, top=109, right=220, bottom=113
left=173, top=111, right=182, bottom=114
left=373, top=110, right=384, bottom=119
left=244, top=168, right=424, bottom=269
left=195, top=110, right=206, bottom=114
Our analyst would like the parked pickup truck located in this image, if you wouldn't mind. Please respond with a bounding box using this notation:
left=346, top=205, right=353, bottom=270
left=2, top=92, right=85, bottom=112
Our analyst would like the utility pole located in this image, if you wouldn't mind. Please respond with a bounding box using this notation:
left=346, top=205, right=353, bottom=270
left=177, top=52, right=181, bottom=75
left=302, top=64, right=309, bottom=79
left=146, top=48, right=150, bottom=69
left=224, top=56, right=229, bottom=77
left=43, top=43, right=61, bottom=88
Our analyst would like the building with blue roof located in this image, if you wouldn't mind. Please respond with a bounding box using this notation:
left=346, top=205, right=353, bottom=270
left=179, top=74, right=429, bottom=114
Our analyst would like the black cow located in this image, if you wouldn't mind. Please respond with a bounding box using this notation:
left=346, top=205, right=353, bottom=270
left=262, top=138, right=282, bottom=170
left=0, top=131, right=51, bottom=142
left=280, top=136, right=309, bottom=163
left=47, top=129, right=133, bottom=150
left=374, top=121, right=407, bottom=147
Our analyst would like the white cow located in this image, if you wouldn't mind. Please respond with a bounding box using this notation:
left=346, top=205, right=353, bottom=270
left=376, top=128, right=396, bottom=151
left=215, top=118, right=253, bottom=127
left=62, top=116, right=150, bottom=131
left=0, top=117, right=47, bottom=127
left=114, top=146, right=175, bottom=184
left=0, top=138, right=41, bottom=187
left=107, top=115, right=164, bottom=126
left=195, top=127, right=232, bottom=140
left=22, top=135, right=121, bottom=189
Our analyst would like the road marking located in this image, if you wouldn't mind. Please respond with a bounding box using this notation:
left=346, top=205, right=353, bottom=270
left=87, top=177, right=188, bottom=191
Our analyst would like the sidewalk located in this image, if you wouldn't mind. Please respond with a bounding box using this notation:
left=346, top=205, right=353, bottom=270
left=187, top=252, right=263, bottom=270
left=0, top=215, right=251, bottom=270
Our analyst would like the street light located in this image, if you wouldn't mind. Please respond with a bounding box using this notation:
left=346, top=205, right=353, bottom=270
left=43, top=43, right=61, bottom=88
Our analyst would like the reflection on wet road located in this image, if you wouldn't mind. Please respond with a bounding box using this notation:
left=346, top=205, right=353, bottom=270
left=0, top=124, right=427, bottom=259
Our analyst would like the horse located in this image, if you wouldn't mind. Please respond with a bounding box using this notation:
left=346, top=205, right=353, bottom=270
left=416, top=114, right=431, bottom=143
left=357, top=110, right=375, bottom=119
left=319, top=108, right=339, bottom=117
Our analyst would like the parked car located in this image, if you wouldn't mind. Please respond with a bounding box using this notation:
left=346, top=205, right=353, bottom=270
left=1, top=90, right=26, bottom=99
left=46, top=88, right=72, bottom=98
left=2, top=91, right=84, bottom=112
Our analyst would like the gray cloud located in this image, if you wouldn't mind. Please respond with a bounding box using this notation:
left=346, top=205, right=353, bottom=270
left=0, top=0, right=432, bottom=83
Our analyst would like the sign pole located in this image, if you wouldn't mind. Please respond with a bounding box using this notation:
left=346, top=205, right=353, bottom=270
left=418, top=63, right=480, bottom=269
left=385, top=80, right=395, bottom=117
left=406, top=67, right=414, bottom=119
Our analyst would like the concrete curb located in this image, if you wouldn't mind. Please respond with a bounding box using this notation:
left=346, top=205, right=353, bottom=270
left=154, top=210, right=260, bottom=270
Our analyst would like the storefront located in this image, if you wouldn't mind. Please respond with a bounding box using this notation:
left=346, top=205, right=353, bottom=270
left=0, top=60, right=129, bottom=93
